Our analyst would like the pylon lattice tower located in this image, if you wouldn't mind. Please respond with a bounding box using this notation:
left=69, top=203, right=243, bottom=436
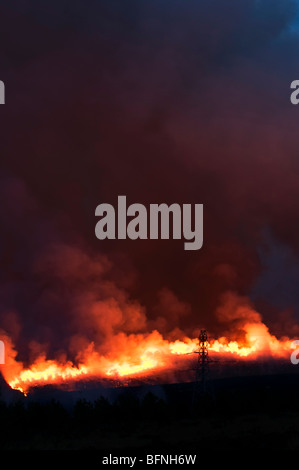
left=197, top=329, right=209, bottom=391
left=192, top=329, right=210, bottom=404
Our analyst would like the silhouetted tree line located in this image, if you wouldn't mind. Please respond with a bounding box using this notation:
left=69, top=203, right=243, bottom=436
left=1, top=378, right=299, bottom=449
left=0, top=392, right=177, bottom=448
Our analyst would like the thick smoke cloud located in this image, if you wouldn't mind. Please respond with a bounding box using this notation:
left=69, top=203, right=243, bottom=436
left=0, top=0, right=299, bottom=364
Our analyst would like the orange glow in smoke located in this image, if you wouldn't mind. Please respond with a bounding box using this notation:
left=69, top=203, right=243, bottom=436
left=0, top=319, right=294, bottom=395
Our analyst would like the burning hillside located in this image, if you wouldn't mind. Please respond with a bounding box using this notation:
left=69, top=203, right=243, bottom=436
left=0, top=0, right=299, bottom=403
left=1, top=305, right=295, bottom=395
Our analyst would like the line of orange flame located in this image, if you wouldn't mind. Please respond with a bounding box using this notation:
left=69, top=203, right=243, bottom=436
left=0, top=321, right=295, bottom=395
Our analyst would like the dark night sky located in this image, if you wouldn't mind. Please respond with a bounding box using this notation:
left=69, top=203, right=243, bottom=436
left=1, top=0, right=299, bottom=364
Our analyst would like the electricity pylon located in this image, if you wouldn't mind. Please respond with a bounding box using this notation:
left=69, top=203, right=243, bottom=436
left=192, top=329, right=210, bottom=406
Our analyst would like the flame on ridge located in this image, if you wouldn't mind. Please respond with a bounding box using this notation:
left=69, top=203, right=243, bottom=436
left=0, top=320, right=295, bottom=395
